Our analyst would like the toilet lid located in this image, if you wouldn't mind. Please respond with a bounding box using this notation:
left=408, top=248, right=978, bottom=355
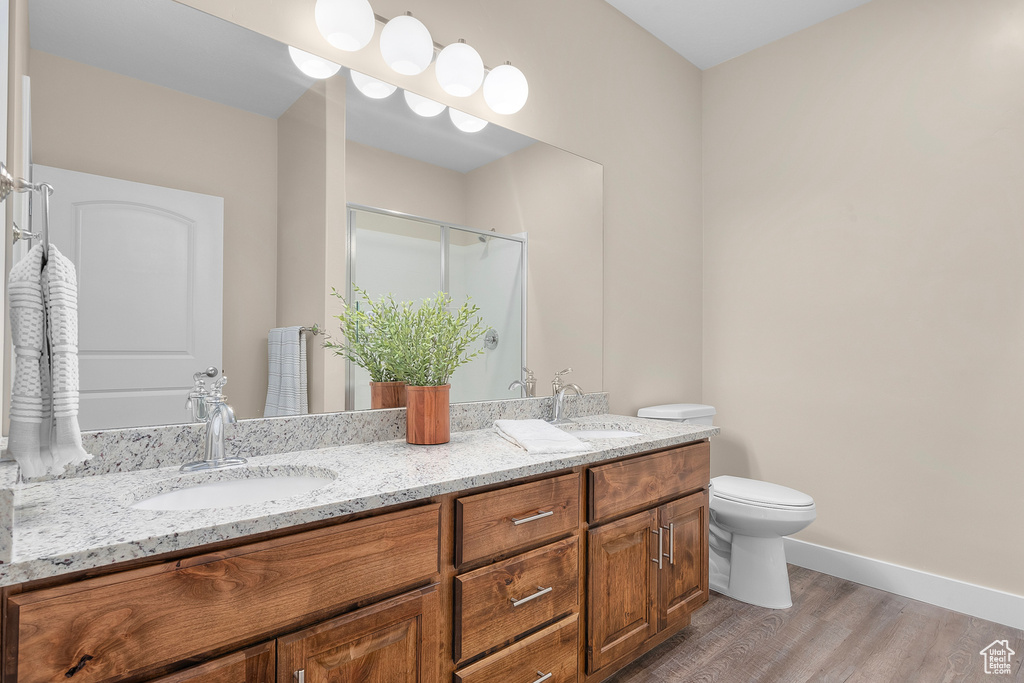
left=711, top=475, right=814, bottom=508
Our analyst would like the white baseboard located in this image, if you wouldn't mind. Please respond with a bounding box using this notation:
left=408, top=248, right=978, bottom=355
left=784, top=538, right=1024, bottom=631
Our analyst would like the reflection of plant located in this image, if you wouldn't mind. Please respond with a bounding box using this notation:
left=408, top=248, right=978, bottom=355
left=324, top=286, right=410, bottom=382
left=325, top=287, right=486, bottom=387
left=396, top=292, right=487, bottom=387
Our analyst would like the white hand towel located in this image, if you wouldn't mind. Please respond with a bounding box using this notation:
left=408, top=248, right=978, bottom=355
left=494, top=419, right=590, bottom=455
left=264, top=326, right=308, bottom=417
left=7, top=243, right=91, bottom=478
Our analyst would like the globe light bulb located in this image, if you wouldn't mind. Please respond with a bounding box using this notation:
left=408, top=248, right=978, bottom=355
left=483, top=63, right=529, bottom=115
left=314, top=0, right=375, bottom=51
left=435, top=40, right=484, bottom=97
left=288, top=46, right=341, bottom=79
left=380, top=14, right=434, bottom=76
left=404, top=91, right=446, bottom=117
left=350, top=70, right=398, bottom=99
left=449, top=108, right=488, bottom=133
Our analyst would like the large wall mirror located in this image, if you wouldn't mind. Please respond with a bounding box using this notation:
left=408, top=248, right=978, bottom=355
left=11, top=0, right=603, bottom=431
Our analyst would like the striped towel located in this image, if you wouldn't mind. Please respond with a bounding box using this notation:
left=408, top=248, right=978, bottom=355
left=6, top=244, right=91, bottom=478
left=264, top=326, right=308, bottom=417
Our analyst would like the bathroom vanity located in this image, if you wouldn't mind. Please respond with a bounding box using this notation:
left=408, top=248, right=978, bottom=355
left=0, top=414, right=716, bottom=683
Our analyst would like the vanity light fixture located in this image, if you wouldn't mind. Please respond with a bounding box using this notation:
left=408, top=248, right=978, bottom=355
left=435, top=40, right=485, bottom=97
left=315, top=0, right=376, bottom=51
left=404, top=91, right=447, bottom=117
left=449, top=108, right=488, bottom=133
left=483, top=62, right=529, bottom=115
left=288, top=46, right=342, bottom=79
left=350, top=70, right=398, bottom=99
left=380, top=13, right=433, bottom=76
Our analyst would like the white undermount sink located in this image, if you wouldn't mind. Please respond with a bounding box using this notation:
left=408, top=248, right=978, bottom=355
left=130, top=467, right=335, bottom=511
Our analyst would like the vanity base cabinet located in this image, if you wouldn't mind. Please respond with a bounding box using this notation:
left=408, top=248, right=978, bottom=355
left=277, top=585, right=439, bottom=683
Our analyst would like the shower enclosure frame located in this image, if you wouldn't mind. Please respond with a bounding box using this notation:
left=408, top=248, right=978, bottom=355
left=345, top=203, right=528, bottom=411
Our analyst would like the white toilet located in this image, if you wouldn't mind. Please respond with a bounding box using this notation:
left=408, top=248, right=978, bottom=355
left=637, top=404, right=817, bottom=609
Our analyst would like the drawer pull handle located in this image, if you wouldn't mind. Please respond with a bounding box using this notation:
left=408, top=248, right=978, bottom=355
left=532, top=672, right=553, bottom=683
left=511, top=585, right=553, bottom=607
left=511, top=510, right=554, bottom=525
left=651, top=527, right=663, bottom=569
left=294, top=671, right=305, bottom=683
left=668, top=523, right=675, bottom=565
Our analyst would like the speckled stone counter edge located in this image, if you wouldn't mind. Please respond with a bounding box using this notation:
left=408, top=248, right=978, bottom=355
left=17, top=393, right=609, bottom=482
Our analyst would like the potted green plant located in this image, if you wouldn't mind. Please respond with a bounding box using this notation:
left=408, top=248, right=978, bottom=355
left=392, top=292, right=486, bottom=445
left=324, top=286, right=410, bottom=410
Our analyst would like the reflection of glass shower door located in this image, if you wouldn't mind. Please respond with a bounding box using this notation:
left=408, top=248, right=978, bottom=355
left=448, top=228, right=524, bottom=404
left=347, top=209, right=442, bottom=410
left=347, top=206, right=526, bottom=410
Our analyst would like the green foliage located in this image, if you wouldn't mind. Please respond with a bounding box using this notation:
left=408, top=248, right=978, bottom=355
left=393, top=292, right=487, bottom=386
left=325, top=287, right=486, bottom=387
left=324, top=286, right=410, bottom=382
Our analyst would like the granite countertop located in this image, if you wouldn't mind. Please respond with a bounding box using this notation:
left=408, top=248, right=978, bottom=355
left=4, top=414, right=718, bottom=587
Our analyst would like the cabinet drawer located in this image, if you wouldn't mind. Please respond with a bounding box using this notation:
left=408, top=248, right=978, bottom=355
left=454, top=614, right=578, bottom=683
left=8, top=504, right=440, bottom=683
left=454, top=537, right=578, bottom=663
left=456, top=473, right=579, bottom=567
left=148, top=642, right=274, bottom=683
left=589, top=441, right=709, bottom=523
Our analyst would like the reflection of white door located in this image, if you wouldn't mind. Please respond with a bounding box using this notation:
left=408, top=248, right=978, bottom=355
left=33, top=165, right=223, bottom=430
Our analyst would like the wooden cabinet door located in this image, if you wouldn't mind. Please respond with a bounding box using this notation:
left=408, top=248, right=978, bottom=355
left=586, top=508, right=658, bottom=673
left=658, top=491, right=709, bottom=632
left=148, top=643, right=274, bottom=683
left=276, top=585, right=439, bottom=683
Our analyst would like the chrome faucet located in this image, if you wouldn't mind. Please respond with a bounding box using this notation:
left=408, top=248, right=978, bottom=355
left=548, top=384, right=583, bottom=425
left=508, top=367, right=537, bottom=398
left=551, top=367, right=573, bottom=396
left=181, top=374, right=246, bottom=472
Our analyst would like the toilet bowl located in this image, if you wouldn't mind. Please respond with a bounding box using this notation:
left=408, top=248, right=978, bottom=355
left=709, top=476, right=816, bottom=609
left=635, top=404, right=816, bottom=609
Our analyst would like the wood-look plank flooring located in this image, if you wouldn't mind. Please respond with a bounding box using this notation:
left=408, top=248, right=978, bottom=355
left=605, top=566, right=1023, bottom=683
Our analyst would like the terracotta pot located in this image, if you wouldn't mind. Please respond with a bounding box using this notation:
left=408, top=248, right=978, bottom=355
left=370, top=381, right=406, bottom=410
left=405, top=384, right=451, bottom=445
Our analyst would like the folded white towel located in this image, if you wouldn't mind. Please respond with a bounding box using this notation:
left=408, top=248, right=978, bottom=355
left=7, top=243, right=91, bottom=478
left=264, top=326, right=308, bottom=417
left=494, top=419, right=590, bottom=455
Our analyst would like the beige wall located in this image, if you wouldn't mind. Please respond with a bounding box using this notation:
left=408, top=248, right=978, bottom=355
left=466, top=144, right=603, bottom=394
left=703, top=0, right=1024, bottom=594
left=178, top=0, right=704, bottom=413
left=28, top=50, right=279, bottom=420
left=346, top=141, right=466, bottom=225
left=277, top=83, right=329, bottom=413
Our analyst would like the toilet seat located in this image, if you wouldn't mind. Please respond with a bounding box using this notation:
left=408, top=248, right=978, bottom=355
left=711, top=475, right=814, bottom=510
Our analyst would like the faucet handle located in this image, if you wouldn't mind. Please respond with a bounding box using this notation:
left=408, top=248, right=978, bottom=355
left=523, top=366, right=536, bottom=382
left=552, top=367, right=572, bottom=394
left=211, top=374, right=229, bottom=397
left=554, top=367, right=573, bottom=378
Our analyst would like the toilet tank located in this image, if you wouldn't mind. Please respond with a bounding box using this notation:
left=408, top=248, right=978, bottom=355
left=637, top=403, right=716, bottom=425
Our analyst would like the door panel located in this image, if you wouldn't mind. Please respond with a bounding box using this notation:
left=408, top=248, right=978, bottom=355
left=586, top=508, right=657, bottom=673
left=33, top=164, right=223, bottom=429
left=658, top=491, right=709, bottom=632
left=277, top=585, right=439, bottom=683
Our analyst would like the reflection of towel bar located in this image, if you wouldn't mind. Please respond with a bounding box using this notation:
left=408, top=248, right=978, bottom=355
left=299, top=325, right=321, bottom=336
left=1, top=162, right=54, bottom=247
